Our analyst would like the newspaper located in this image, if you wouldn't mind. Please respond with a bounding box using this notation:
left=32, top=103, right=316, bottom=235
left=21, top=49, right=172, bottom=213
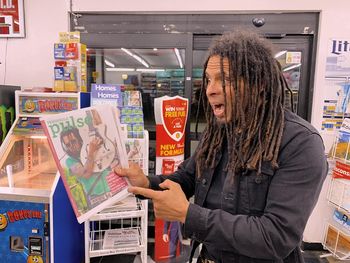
left=40, top=105, right=130, bottom=223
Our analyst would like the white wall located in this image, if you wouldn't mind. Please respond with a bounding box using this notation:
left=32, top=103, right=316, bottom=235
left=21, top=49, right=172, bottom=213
left=0, top=0, right=70, bottom=88
left=1, top=0, right=349, bottom=243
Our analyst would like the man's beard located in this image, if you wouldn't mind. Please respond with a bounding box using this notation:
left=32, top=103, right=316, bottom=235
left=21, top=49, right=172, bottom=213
left=68, top=149, right=81, bottom=160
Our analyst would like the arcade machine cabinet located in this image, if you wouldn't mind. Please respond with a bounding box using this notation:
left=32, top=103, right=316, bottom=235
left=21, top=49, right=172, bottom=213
left=0, top=91, right=89, bottom=263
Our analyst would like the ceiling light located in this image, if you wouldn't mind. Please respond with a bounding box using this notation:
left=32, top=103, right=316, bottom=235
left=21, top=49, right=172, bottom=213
left=121, top=48, right=149, bottom=68
left=282, top=63, right=301, bottom=72
left=104, top=59, right=115, bottom=68
left=106, top=68, right=135, bottom=72
left=274, top=50, right=287, bottom=58
left=136, top=68, right=165, bottom=72
left=174, top=48, right=183, bottom=68
left=153, top=48, right=158, bottom=51
left=30, top=135, right=47, bottom=139
left=121, top=48, right=133, bottom=56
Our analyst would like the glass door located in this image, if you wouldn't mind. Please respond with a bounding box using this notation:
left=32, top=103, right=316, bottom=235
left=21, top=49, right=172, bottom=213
left=88, top=47, right=186, bottom=132
left=83, top=33, right=190, bottom=178
left=189, top=34, right=314, bottom=154
left=270, top=35, right=314, bottom=120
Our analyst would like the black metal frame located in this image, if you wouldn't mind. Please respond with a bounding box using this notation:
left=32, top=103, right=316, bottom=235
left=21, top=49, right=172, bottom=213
left=70, top=12, right=319, bottom=158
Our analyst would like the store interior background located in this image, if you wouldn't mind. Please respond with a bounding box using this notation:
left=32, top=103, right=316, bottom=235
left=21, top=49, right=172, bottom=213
left=0, top=0, right=349, bottom=252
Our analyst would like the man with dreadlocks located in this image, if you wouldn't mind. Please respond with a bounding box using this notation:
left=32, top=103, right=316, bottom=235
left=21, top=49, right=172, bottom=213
left=115, top=30, right=328, bottom=262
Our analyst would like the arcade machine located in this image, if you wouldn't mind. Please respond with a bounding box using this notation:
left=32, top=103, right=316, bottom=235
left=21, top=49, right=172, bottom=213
left=0, top=91, right=89, bottom=263
left=0, top=85, right=20, bottom=146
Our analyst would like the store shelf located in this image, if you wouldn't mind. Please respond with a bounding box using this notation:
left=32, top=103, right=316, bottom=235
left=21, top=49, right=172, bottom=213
left=88, top=221, right=146, bottom=257
left=89, top=200, right=145, bottom=221
left=90, top=244, right=146, bottom=258
left=85, top=198, right=148, bottom=262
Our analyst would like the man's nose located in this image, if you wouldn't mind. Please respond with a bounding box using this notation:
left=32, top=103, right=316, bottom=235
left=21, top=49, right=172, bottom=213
left=206, top=80, right=220, bottom=97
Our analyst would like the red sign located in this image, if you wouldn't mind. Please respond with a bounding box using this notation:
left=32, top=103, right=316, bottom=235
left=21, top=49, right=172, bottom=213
left=0, top=0, right=25, bottom=37
left=333, top=161, right=350, bottom=180
left=161, top=97, right=188, bottom=142
left=154, top=96, right=188, bottom=175
left=161, top=159, right=175, bottom=175
left=7, top=209, right=42, bottom=223
left=154, top=96, right=188, bottom=261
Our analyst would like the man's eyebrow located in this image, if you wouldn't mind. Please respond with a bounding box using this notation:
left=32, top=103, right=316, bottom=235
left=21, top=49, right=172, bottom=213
left=205, top=72, right=222, bottom=78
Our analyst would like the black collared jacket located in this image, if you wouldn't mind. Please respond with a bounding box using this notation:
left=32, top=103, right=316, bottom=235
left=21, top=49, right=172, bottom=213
left=148, top=110, right=328, bottom=263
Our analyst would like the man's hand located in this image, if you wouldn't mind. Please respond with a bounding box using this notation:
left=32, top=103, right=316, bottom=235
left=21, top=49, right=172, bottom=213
left=114, top=162, right=149, bottom=188
left=162, top=234, right=169, bottom=243
left=88, top=137, right=102, bottom=155
left=128, top=179, right=189, bottom=223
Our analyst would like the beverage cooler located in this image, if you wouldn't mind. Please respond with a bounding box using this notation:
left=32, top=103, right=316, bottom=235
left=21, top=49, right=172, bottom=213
left=0, top=91, right=89, bottom=263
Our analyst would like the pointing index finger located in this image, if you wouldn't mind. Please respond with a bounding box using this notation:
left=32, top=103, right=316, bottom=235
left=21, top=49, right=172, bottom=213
left=128, top=186, right=159, bottom=199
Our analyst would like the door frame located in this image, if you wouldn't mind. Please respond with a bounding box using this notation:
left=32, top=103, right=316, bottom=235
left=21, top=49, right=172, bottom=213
left=74, top=12, right=319, bottom=158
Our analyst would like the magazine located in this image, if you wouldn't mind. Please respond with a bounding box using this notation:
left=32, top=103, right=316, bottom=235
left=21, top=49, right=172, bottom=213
left=100, top=195, right=138, bottom=213
left=103, top=228, right=140, bottom=249
left=334, top=118, right=350, bottom=160
left=40, top=105, right=130, bottom=223
left=125, top=138, right=145, bottom=168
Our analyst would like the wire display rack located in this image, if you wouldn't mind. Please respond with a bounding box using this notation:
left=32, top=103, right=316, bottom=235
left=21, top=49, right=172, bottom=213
left=85, top=198, right=148, bottom=262
left=323, top=125, right=350, bottom=260
left=84, top=130, right=149, bottom=263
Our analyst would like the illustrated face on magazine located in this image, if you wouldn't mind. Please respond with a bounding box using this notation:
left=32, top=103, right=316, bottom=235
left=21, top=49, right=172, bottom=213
left=62, top=131, right=82, bottom=158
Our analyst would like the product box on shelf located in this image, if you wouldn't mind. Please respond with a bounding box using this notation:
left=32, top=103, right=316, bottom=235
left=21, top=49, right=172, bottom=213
left=53, top=32, right=87, bottom=93
left=63, top=66, right=78, bottom=92
left=54, top=43, right=66, bottom=59
left=332, top=209, right=350, bottom=233
left=59, top=31, right=80, bottom=43
left=54, top=67, right=65, bottom=91
left=65, top=43, right=79, bottom=59
left=120, top=90, right=144, bottom=138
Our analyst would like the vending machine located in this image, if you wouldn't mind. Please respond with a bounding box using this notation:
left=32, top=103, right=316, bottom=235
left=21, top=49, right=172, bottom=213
left=0, top=91, right=89, bottom=263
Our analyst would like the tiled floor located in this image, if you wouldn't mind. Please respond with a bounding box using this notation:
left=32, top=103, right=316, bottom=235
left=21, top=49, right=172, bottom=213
left=91, top=251, right=345, bottom=263
left=303, top=251, right=330, bottom=263
left=303, top=250, right=349, bottom=263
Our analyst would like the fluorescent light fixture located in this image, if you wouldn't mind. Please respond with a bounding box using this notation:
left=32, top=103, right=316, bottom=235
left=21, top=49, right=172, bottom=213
left=106, top=68, right=135, bottom=72
left=134, top=55, right=149, bottom=68
left=121, top=48, right=133, bottom=56
left=121, top=48, right=149, bottom=68
left=282, top=63, right=301, bottom=72
left=104, top=59, right=115, bottom=68
left=153, top=48, right=158, bottom=51
left=274, top=50, right=287, bottom=58
left=174, top=48, right=183, bottom=68
left=30, top=135, right=47, bottom=139
left=136, top=68, right=165, bottom=72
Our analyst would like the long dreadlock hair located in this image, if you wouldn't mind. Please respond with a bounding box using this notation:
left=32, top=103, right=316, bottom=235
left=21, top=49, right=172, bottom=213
left=196, top=30, right=287, bottom=177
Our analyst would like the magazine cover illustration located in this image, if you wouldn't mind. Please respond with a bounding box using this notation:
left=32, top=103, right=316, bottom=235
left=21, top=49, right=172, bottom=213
left=40, top=105, right=129, bottom=223
left=125, top=138, right=145, bottom=168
